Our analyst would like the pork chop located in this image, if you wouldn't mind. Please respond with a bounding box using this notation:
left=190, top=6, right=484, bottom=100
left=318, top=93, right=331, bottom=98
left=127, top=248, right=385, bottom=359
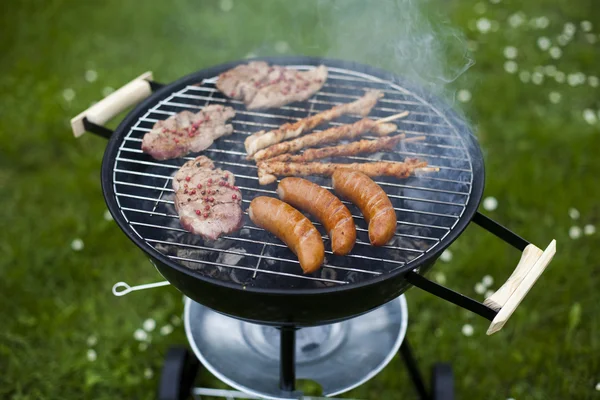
left=142, top=105, right=235, bottom=160
left=172, top=156, right=244, bottom=241
left=216, top=62, right=328, bottom=110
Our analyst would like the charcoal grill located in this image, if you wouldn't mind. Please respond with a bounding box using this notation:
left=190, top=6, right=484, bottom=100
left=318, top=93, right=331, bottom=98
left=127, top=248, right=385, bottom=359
left=71, top=56, right=556, bottom=399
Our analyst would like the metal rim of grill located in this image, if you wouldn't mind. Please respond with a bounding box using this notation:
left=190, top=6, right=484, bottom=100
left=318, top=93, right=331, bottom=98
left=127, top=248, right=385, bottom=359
left=101, top=56, right=484, bottom=295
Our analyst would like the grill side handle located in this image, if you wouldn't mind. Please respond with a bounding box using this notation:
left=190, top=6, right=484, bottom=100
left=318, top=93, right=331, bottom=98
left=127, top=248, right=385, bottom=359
left=471, top=211, right=557, bottom=334
left=486, top=239, right=556, bottom=335
left=70, top=71, right=154, bottom=138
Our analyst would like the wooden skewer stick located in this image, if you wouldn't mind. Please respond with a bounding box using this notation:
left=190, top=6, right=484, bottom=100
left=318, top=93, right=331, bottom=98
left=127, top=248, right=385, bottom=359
left=376, top=111, right=410, bottom=124
left=403, top=135, right=426, bottom=143
left=415, top=167, right=440, bottom=172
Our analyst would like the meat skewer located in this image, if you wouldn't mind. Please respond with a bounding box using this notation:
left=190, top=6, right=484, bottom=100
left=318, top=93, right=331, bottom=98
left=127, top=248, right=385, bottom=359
left=244, top=89, right=384, bottom=157
left=251, top=113, right=409, bottom=162
left=257, top=158, right=430, bottom=185
left=268, top=134, right=426, bottom=163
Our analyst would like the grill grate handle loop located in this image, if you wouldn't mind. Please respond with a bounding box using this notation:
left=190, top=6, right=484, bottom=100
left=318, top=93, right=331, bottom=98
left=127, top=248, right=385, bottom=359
left=70, top=71, right=154, bottom=138
left=112, top=280, right=171, bottom=296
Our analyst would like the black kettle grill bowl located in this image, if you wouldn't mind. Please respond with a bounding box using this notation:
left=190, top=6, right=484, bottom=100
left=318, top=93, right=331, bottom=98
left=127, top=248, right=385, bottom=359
left=99, top=56, right=485, bottom=326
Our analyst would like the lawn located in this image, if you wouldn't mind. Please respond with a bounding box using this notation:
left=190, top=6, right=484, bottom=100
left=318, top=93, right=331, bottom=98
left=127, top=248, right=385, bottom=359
left=1, top=0, right=599, bottom=399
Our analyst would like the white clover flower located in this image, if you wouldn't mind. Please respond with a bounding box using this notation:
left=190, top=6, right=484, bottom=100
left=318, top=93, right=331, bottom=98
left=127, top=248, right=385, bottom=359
left=504, top=46, right=518, bottom=59
left=504, top=61, right=518, bottom=74
left=531, top=72, right=544, bottom=85
left=462, top=324, right=474, bottom=336
left=477, top=18, right=492, bottom=33
left=134, top=329, right=148, bottom=341
left=85, top=70, right=98, bottom=83
left=458, top=89, right=472, bottom=103
left=537, top=37, right=551, bottom=51
left=482, top=275, right=494, bottom=287
left=568, top=208, right=580, bottom=220
left=71, top=238, right=84, bottom=251
left=143, top=319, right=156, bottom=332
left=440, top=250, right=453, bottom=262
left=583, top=109, right=597, bottom=125
left=483, top=196, right=498, bottom=211
left=62, top=88, right=76, bottom=102
left=519, top=71, right=531, bottom=83
left=475, top=282, right=486, bottom=294
left=219, top=0, right=233, bottom=12
left=87, top=335, right=98, bottom=347
left=160, top=324, right=174, bottom=336
left=549, top=47, right=562, bottom=59
left=581, top=21, right=593, bottom=32
left=87, top=349, right=97, bottom=362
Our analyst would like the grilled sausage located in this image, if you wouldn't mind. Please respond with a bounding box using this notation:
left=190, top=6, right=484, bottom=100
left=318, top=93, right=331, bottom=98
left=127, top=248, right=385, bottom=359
left=332, top=170, right=396, bottom=246
left=248, top=196, right=324, bottom=273
left=276, top=178, right=356, bottom=255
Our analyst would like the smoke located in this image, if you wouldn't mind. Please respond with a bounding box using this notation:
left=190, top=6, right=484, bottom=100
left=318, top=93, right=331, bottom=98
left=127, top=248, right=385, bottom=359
left=311, top=0, right=474, bottom=98
left=226, top=0, right=474, bottom=103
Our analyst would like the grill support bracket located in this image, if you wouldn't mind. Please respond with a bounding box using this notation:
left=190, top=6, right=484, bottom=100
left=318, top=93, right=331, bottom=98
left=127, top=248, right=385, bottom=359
left=472, top=212, right=529, bottom=251
left=405, top=271, right=497, bottom=321
left=280, top=326, right=297, bottom=393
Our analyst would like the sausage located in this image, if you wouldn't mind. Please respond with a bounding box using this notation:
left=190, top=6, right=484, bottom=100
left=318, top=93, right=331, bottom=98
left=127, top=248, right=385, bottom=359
left=331, top=169, right=396, bottom=246
left=276, top=178, right=356, bottom=256
left=248, top=196, right=325, bottom=273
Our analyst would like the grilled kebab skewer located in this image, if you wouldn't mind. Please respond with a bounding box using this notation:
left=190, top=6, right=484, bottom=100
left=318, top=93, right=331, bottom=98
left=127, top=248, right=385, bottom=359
left=244, top=90, right=384, bottom=157
left=251, top=114, right=408, bottom=162
left=268, top=134, right=426, bottom=163
left=257, top=158, right=429, bottom=185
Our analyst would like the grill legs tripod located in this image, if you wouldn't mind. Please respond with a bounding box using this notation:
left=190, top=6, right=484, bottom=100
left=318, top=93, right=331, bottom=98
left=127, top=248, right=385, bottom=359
left=158, top=332, right=454, bottom=400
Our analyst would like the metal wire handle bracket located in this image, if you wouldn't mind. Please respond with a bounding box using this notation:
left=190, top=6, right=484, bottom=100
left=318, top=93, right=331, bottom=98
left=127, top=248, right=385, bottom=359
left=407, top=211, right=556, bottom=335
left=112, top=280, right=171, bottom=296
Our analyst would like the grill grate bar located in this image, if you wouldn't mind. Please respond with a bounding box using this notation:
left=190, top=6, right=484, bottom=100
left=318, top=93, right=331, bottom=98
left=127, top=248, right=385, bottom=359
left=114, top=189, right=451, bottom=233
left=186, top=84, right=428, bottom=108
left=146, top=239, right=382, bottom=275
left=168, top=255, right=348, bottom=284
left=129, top=220, right=408, bottom=266
left=115, top=177, right=461, bottom=219
left=145, top=102, right=457, bottom=140
left=178, top=88, right=442, bottom=118
left=114, top=164, right=467, bottom=208
left=124, top=127, right=470, bottom=163
left=119, top=202, right=429, bottom=254
left=136, top=118, right=467, bottom=152
left=118, top=202, right=442, bottom=243
left=118, top=141, right=471, bottom=185
left=115, top=155, right=470, bottom=197
left=115, top=152, right=469, bottom=196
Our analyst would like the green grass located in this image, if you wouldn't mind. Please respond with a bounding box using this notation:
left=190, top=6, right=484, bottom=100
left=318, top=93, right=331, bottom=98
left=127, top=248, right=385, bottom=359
left=1, top=0, right=599, bottom=399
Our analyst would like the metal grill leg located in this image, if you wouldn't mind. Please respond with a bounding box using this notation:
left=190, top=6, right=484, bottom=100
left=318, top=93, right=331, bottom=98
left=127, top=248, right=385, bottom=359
left=280, top=326, right=296, bottom=392
left=431, top=363, right=454, bottom=400
left=400, top=339, right=430, bottom=400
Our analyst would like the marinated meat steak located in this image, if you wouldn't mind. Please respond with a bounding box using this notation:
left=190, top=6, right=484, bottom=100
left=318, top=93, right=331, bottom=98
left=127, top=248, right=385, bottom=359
left=216, top=62, right=328, bottom=110
left=172, top=156, right=243, bottom=241
left=142, top=105, right=235, bottom=160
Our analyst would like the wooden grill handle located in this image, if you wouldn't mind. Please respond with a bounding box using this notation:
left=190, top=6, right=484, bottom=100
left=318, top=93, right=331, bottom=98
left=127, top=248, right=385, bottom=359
left=70, top=71, right=153, bottom=137
left=486, top=239, right=556, bottom=335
